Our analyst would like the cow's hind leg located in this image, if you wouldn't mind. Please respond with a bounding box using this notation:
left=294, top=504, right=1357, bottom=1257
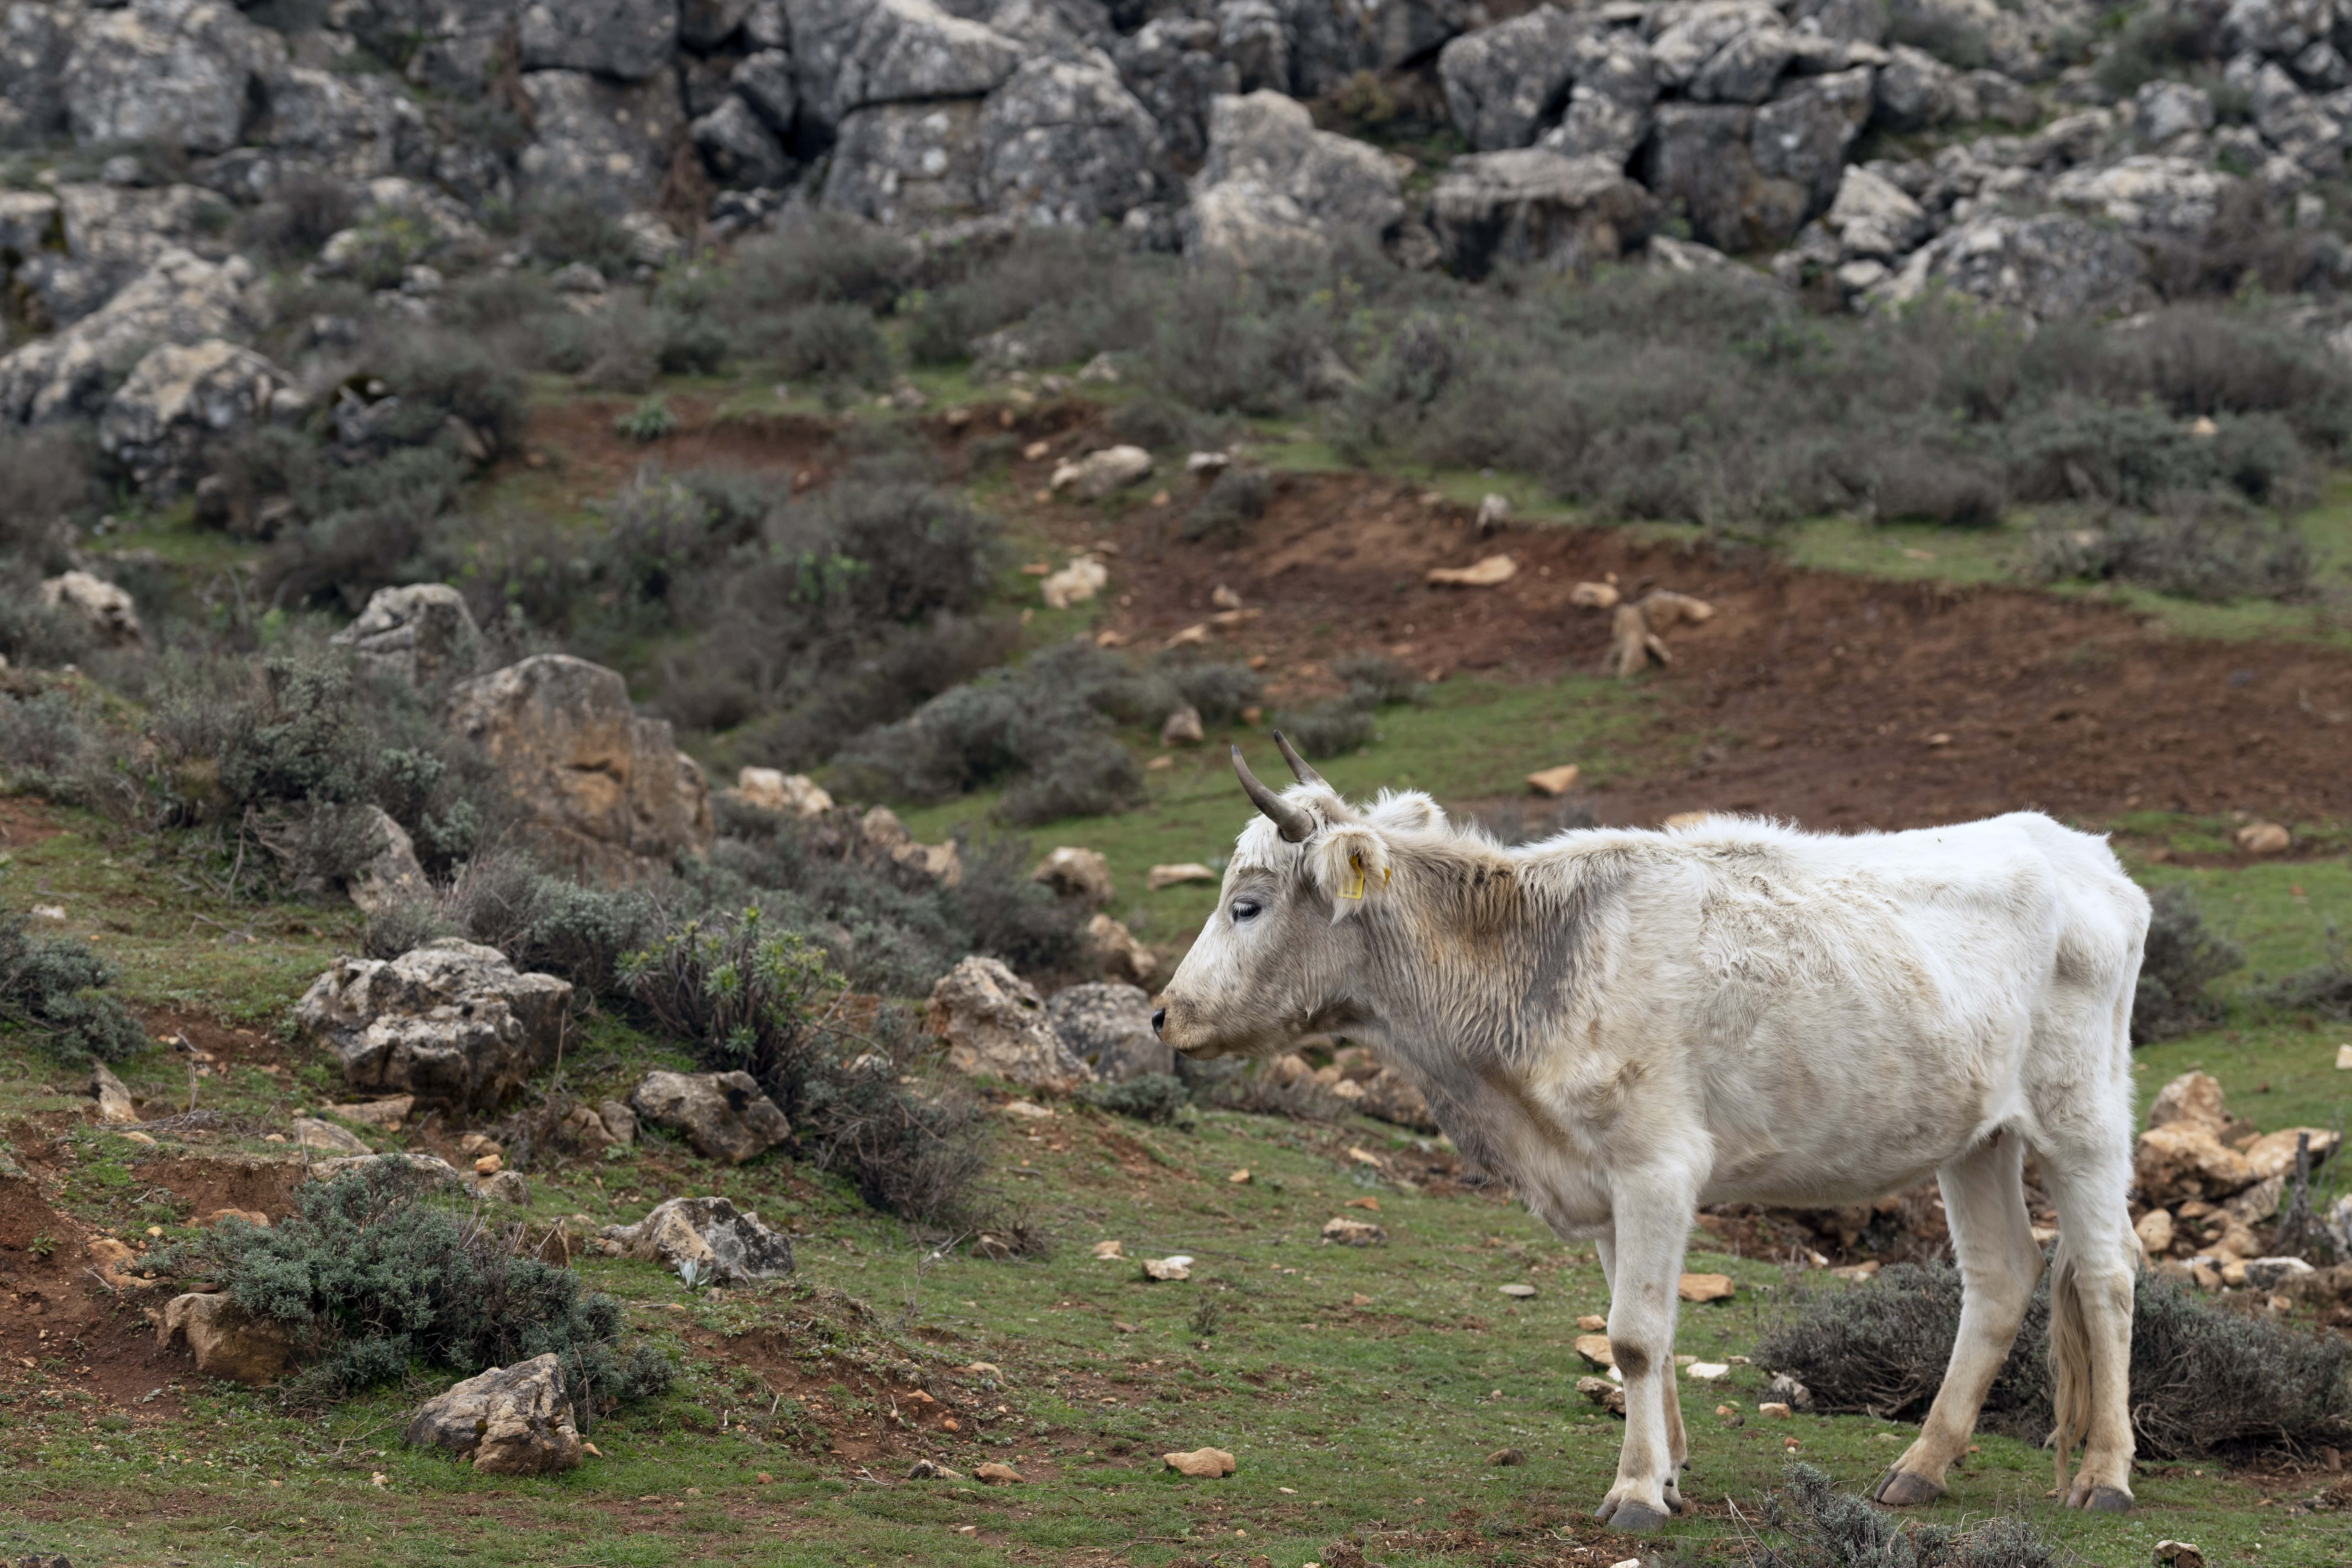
left=2037, top=1138, right=2138, bottom=1511
left=1874, top=1131, right=2042, bottom=1509
left=1593, top=1180, right=1695, bottom=1533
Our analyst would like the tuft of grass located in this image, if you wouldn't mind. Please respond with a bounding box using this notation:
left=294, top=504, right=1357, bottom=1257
left=614, top=394, right=679, bottom=444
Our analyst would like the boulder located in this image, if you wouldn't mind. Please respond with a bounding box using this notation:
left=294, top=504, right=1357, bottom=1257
left=1278, top=0, right=1467, bottom=97
left=926, top=955, right=1096, bottom=1093
left=1538, top=28, right=1660, bottom=164
left=733, top=47, right=798, bottom=131
left=0, top=247, right=254, bottom=424
left=10, top=182, right=237, bottom=331
left=859, top=806, right=962, bottom=883
left=1185, top=90, right=1405, bottom=267
left=599, top=1195, right=796, bottom=1282
left=331, top=584, right=484, bottom=690
left=63, top=0, right=286, bottom=155
left=447, top=655, right=714, bottom=882
left=347, top=807, right=432, bottom=916
left=475, top=1169, right=530, bottom=1204
left=731, top=767, right=834, bottom=816
left=820, top=100, right=988, bottom=225
left=599, top=1099, right=638, bottom=1145
left=404, top=1353, right=584, bottom=1475
left=1355, top=1065, right=1437, bottom=1131
left=0, top=0, right=76, bottom=144
left=693, top=95, right=796, bottom=189
left=1642, top=103, right=1806, bottom=254
left=259, top=64, right=433, bottom=181
left=94, top=1061, right=139, bottom=1124
left=1051, top=445, right=1155, bottom=498
left=1822, top=163, right=1927, bottom=258
left=785, top=0, right=1024, bottom=131
left=293, top=1116, right=374, bottom=1156
left=1873, top=213, right=2148, bottom=320
left=39, top=571, right=142, bottom=647
left=306, top=1150, right=468, bottom=1186
left=516, top=70, right=687, bottom=212
left=2224, top=0, right=2337, bottom=58
left=1436, top=6, right=1585, bottom=152
left=1430, top=148, right=1655, bottom=279
left=1752, top=66, right=1876, bottom=217
left=162, top=1291, right=296, bottom=1385
left=333, top=1094, right=415, bottom=1130
left=519, top=0, right=678, bottom=80
left=2245, top=1126, right=2339, bottom=1179
left=1042, top=556, right=1110, bottom=609
left=1111, top=17, right=1238, bottom=164
left=1046, top=982, right=1173, bottom=1081
left=1872, top=43, right=1966, bottom=130
left=2135, top=1123, right=2255, bottom=1205
left=979, top=56, right=1166, bottom=226
left=1691, top=25, right=1800, bottom=104
left=296, top=940, right=574, bottom=1110
left=2050, top=155, right=2231, bottom=239
left=1085, top=912, right=1160, bottom=987
left=1031, top=846, right=1115, bottom=907
left=630, top=1069, right=792, bottom=1163
left=1650, top=1, right=1784, bottom=91
left=98, top=339, right=291, bottom=497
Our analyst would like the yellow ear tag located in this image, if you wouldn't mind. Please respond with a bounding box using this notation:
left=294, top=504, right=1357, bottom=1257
left=1341, top=852, right=1385, bottom=901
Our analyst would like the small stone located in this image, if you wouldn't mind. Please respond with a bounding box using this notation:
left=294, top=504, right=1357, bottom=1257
left=2339, top=1043, right=2352, bottom=1070
left=2154, top=1543, right=2206, bottom=1568
left=1002, top=1101, right=1054, bottom=1121
left=292, top=1118, right=372, bottom=1157
left=1575, top=1334, right=1615, bottom=1368
left=1228, top=1169, right=1251, bottom=1184
left=2135, top=1208, right=2175, bottom=1253
left=1427, top=555, right=1518, bottom=588
left=1030, top=846, right=1115, bottom=907
left=199, top=1208, right=269, bottom=1228
left=1487, top=1447, right=1525, bottom=1465
left=1576, top=1313, right=1607, bottom=1331
left=907, top=1458, right=961, bottom=1479
left=1092, top=1240, right=1125, bottom=1259
left=1759, top=1401, right=1793, bottom=1419
left=2235, top=822, right=2290, bottom=854
left=1526, top=764, right=1580, bottom=797
left=1678, top=1272, right=1735, bottom=1303
left=1142, top=1256, right=1194, bottom=1280
left=1049, top=445, right=1153, bottom=499
left=1576, top=1375, right=1625, bottom=1414
left=1163, top=1447, right=1237, bottom=1477
left=1766, top=1373, right=1814, bottom=1411
left=1159, top=706, right=1206, bottom=746
left=1498, top=1283, right=1536, bottom=1298
left=1475, top=493, right=1512, bottom=532
left=1570, top=581, right=1620, bottom=608
left=476, top=1170, right=530, bottom=1205
left=1147, top=862, right=1218, bottom=891
left=973, top=1462, right=1025, bottom=1484
left=1687, top=1362, right=1730, bottom=1380
left=474, top=1153, right=504, bottom=1176
left=1320, top=1216, right=1386, bottom=1247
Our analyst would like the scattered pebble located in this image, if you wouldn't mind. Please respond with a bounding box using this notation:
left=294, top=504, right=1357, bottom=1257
left=1163, top=1447, right=1237, bottom=1478
left=1498, top=1283, right=1536, bottom=1298
left=974, top=1463, right=1025, bottom=1484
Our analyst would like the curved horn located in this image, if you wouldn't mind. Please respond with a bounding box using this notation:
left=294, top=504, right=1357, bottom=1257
left=1271, top=729, right=1326, bottom=789
left=1232, top=744, right=1315, bottom=843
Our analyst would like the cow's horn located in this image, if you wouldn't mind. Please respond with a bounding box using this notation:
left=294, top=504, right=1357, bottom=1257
left=1233, top=745, right=1315, bottom=843
left=1271, top=729, right=1326, bottom=789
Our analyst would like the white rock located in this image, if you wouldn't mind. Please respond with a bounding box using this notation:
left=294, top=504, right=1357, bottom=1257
left=39, top=571, right=141, bottom=646
left=1049, top=448, right=1153, bottom=500
left=1042, top=555, right=1111, bottom=608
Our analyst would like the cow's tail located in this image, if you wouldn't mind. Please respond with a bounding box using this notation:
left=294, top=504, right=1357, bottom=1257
left=2046, top=1232, right=2093, bottom=1494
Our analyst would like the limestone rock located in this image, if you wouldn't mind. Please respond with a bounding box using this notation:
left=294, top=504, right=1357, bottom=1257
left=1679, top=1271, right=1736, bottom=1302
left=1822, top=163, right=1927, bottom=258
left=978, top=56, right=1166, bottom=226
left=1111, top=16, right=1237, bottom=164
left=2134, top=1207, right=2175, bottom=1252
left=98, top=339, right=291, bottom=497
left=39, top=571, right=142, bottom=647
left=1752, top=66, right=1877, bottom=218
left=333, top=1095, right=415, bottom=1130
left=1643, top=103, right=1804, bottom=254
left=1186, top=90, right=1405, bottom=267
left=331, top=585, right=484, bottom=690
left=64, top=0, right=287, bottom=155
left=1431, top=148, right=1655, bottom=279
left=1051, top=445, right=1154, bottom=498
left=93, top=1061, right=139, bottom=1124
left=1147, top=862, right=1218, bottom=890
left=2135, top=1123, right=2256, bottom=1204
left=2050, top=155, right=2231, bottom=239
left=475, top=1169, right=530, bottom=1204
left=731, top=767, right=834, bottom=816
left=520, top=0, right=678, bottom=80
left=1873, top=212, right=2148, bottom=320
left=0, top=1, right=76, bottom=145
left=1355, top=1065, right=1437, bottom=1132
left=1048, top=982, right=1173, bottom=1081
left=1322, top=1215, right=1386, bottom=1245
left=306, top=1150, right=468, bottom=1185
left=1163, top=1446, right=1237, bottom=1476
left=2245, top=1126, right=2338, bottom=1179
left=296, top=940, right=574, bottom=1110
left=630, top=1070, right=792, bottom=1163
left=599, top=1195, right=796, bottom=1282
left=0, top=247, right=255, bottom=424
left=1042, top=556, right=1110, bottom=609
left=1436, top=5, right=1585, bottom=151
left=859, top=806, right=962, bottom=884
left=785, top=0, right=1024, bottom=131
left=1161, top=705, right=1206, bottom=745
left=293, top=1117, right=373, bottom=1156
left=2148, top=1070, right=2230, bottom=1135
left=927, top=956, right=1095, bottom=1093
left=820, top=100, right=987, bottom=225
left=516, top=70, right=687, bottom=212
left=1085, top=912, right=1160, bottom=987
left=447, top=655, right=713, bottom=882
left=1032, top=846, right=1115, bottom=907
left=598, top=1099, right=638, bottom=1146
left=163, top=1291, right=296, bottom=1385
left=2134, top=79, right=2216, bottom=147
left=404, top=1353, right=584, bottom=1475
left=693, top=94, right=795, bottom=189
left=10, top=182, right=237, bottom=332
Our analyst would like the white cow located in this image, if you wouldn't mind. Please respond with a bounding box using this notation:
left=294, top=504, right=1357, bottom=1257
left=1153, top=738, right=2147, bottom=1531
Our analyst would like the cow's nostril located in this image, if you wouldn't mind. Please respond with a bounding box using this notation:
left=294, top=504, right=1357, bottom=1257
left=1151, top=1008, right=1167, bottom=1036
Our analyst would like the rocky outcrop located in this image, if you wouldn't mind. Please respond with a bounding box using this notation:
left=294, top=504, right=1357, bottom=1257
left=331, top=584, right=484, bottom=690
left=1430, top=149, right=1655, bottom=279
left=821, top=100, right=989, bottom=224
left=600, top=1195, right=796, bottom=1281
left=446, top=655, right=714, bottom=882
left=296, top=941, right=574, bottom=1110
left=1031, top=846, right=1114, bottom=908
left=978, top=57, right=1166, bottom=226
left=519, top=0, right=679, bottom=80
left=926, top=956, right=1095, bottom=1093
left=516, top=71, right=687, bottom=211
left=630, top=1070, right=792, bottom=1163
left=405, top=1354, right=584, bottom=1475
left=62, top=0, right=286, bottom=156
left=1186, top=90, right=1404, bottom=266
left=786, top=0, right=1025, bottom=132
left=97, top=339, right=294, bottom=497
left=163, top=1291, right=296, bottom=1385
left=1046, top=982, right=1173, bottom=1082
left=1436, top=6, right=1585, bottom=152
left=1873, top=212, right=2149, bottom=320
left=0, top=248, right=256, bottom=425
left=346, top=806, right=433, bottom=915
left=39, top=571, right=142, bottom=647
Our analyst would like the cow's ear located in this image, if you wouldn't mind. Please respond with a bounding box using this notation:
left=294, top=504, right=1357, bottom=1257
left=1309, top=825, right=1391, bottom=920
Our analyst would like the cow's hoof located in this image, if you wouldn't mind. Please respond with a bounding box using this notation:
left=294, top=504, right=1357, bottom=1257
left=1599, top=1501, right=1672, bottom=1534
left=2079, top=1486, right=2133, bottom=1514
left=1873, top=1469, right=1944, bottom=1508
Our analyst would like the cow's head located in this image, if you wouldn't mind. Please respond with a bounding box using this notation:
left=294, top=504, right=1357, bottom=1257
left=1153, top=734, right=1439, bottom=1059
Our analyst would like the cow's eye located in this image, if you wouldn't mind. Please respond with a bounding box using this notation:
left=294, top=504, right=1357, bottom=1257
left=1230, top=898, right=1262, bottom=923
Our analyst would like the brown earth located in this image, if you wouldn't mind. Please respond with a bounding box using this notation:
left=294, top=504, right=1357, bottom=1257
left=531, top=395, right=2352, bottom=845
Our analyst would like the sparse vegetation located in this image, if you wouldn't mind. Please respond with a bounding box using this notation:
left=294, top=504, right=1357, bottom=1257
left=1748, top=1463, right=2062, bottom=1568
left=2133, top=883, right=2247, bottom=1043
left=614, top=394, right=678, bottom=444
left=0, top=890, right=146, bottom=1064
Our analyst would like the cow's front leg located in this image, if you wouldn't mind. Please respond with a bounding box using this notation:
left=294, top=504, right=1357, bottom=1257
left=1593, top=1179, right=1695, bottom=1533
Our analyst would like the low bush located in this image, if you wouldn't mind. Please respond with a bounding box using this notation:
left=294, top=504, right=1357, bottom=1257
left=622, top=908, right=993, bottom=1224
left=1182, top=467, right=1271, bottom=547
left=2248, top=933, right=2352, bottom=1023
left=1748, top=1463, right=2060, bottom=1568
left=0, top=892, right=148, bottom=1064
left=1081, top=1072, right=1194, bottom=1126
left=1756, top=1260, right=2352, bottom=1456
left=518, top=193, right=640, bottom=276
left=156, top=1162, right=673, bottom=1408
left=759, top=301, right=892, bottom=386
left=2132, top=883, right=2244, bottom=1042
left=615, top=394, right=678, bottom=444
left=0, top=424, right=98, bottom=567
left=2027, top=504, right=2313, bottom=602
left=0, top=689, right=97, bottom=794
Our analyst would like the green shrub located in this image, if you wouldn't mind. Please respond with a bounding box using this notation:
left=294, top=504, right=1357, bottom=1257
left=2248, top=929, right=2352, bottom=1023
left=155, top=1162, right=672, bottom=1407
left=0, top=893, right=147, bottom=1065
left=519, top=193, right=639, bottom=276
left=616, top=394, right=679, bottom=444
left=2028, top=505, right=2313, bottom=603
left=1749, top=1464, right=2061, bottom=1568
left=1182, top=467, right=1271, bottom=547
left=760, top=301, right=892, bottom=385
left=2132, top=883, right=2244, bottom=1043
left=0, top=424, right=98, bottom=567
left=1755, top=1260, right=2352, bottom=1456
left=1081, top=1072, right=1194, bottom=1126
